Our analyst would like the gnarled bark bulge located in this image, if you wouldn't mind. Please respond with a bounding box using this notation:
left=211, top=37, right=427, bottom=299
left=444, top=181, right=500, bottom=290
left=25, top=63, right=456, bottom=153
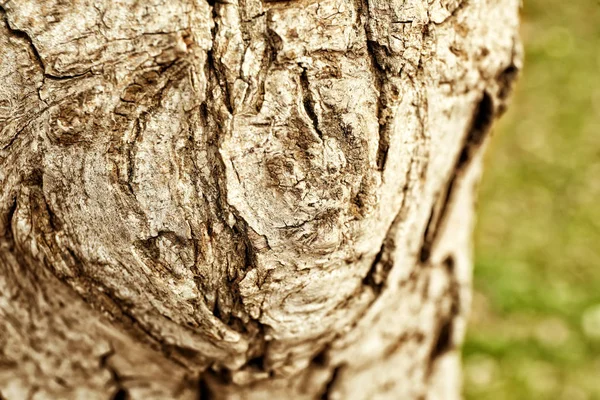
left=0, top=0, right=520, bottom=398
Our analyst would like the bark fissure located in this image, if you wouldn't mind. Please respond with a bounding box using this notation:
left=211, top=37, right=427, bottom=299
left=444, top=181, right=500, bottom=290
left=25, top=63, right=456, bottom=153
left=198, top=376, right=212, bottom=400
left=426, top=256, right=461, bottom=376
left=299, top=67, right=323, bottom=140
left=420, top=91, right=495, bottom=264
left=360, top=0, right=396, bottom=172
left=99, top=348, right=129, bottom=400
left=362, top=157, right=416, bottom=294
left=319, top=365, right=344, bottom=400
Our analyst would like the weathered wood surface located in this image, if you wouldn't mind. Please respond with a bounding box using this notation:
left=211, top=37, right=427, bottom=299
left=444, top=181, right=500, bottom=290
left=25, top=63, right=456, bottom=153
left=0, top=0, right=520, bottom=398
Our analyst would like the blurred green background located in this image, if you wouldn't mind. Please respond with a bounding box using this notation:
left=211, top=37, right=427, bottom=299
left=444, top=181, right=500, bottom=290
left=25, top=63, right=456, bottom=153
left=464, top=1, right=600, bottom=399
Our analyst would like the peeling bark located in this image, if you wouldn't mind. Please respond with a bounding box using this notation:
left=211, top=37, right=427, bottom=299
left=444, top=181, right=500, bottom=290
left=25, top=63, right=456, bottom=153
left=0, top=0, right=520, bottom=398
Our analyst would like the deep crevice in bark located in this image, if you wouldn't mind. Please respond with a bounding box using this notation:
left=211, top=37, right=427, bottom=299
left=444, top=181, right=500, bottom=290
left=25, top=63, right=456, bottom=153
left=310, top=345, right=331, bottom=367
left=1, top=196, right=17, bottom=240
left=419, top=92, right=495, bottom=263
left=299, top=67, right=323, bottom=139
left=429, top=318, right=453, bottom=363
left=426, top=255, right=461, bottom=376
left=111, top=389, right=129, bottom=400
left=101, top=348, right=131, bottom=400
left=360, top=0, right=394, bottom=172
left=361, top=211, right=397, bottom=295
left=366, top=40, right=391, bottom=171
left=362, top=160, right=414, bottom=294
left=198, top=376, right=212, bottom=400
left=361, top=241, right=387, bottom=293
left=319, top=365, right=343, bottom=400
left=495, top=64, right=520, bottom=115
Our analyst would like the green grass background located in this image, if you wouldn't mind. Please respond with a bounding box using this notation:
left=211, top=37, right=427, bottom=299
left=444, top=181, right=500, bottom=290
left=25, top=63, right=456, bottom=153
left=464, top=1, right=600, bottom=399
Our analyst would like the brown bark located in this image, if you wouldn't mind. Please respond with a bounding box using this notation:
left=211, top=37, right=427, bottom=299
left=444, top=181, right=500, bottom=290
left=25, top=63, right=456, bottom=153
left=0, top=0, right=520, bottom=398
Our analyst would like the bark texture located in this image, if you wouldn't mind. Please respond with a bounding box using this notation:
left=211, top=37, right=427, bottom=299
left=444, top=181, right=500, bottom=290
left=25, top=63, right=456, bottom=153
left=0, top=0, right=520, bottom=398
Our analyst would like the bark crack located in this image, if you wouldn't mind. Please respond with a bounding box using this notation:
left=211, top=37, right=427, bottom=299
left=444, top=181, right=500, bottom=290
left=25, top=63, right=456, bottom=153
left=358, top=0, right=394, bottom=172
left=100, top=347, right=130, bottom=400
left=426, top=256, right=461, bottom=376
left=299, top=66, right=323, bottom=140
left=419, top=91, right=494, bottom=263
left=367, top=40, right=391, bottom=171
left=318, top=364, right=344, bottom=400
left=362, top=161, right=414, bottom=293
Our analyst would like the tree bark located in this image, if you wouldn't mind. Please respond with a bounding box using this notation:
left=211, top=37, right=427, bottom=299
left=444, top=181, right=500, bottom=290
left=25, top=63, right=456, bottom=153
left=0, top=0, right=520, bottom=398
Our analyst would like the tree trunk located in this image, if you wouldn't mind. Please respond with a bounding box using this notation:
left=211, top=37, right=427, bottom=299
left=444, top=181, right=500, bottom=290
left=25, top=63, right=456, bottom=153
left=0, top=0, right=520, bottom=398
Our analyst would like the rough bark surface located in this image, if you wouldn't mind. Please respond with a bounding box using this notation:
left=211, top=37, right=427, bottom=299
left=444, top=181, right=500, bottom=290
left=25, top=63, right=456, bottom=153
left=0, top=0, right=520, bottom=398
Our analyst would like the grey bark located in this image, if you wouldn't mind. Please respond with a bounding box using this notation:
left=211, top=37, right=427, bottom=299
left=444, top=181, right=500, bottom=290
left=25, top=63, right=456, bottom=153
left=0, top=0, right=521, bottom=398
